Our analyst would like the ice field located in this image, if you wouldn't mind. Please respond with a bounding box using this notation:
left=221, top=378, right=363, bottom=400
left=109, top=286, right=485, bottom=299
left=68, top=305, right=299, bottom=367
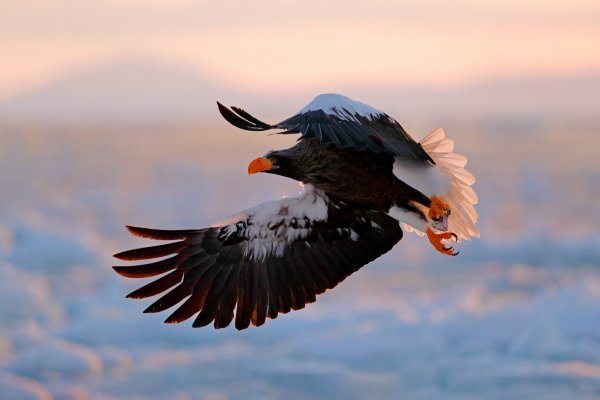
left=1, top=119, right=600, bottom=399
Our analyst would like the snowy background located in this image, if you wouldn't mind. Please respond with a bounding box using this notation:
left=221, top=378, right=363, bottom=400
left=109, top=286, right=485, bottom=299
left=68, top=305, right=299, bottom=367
left=1, top=92, right=600, bottom=399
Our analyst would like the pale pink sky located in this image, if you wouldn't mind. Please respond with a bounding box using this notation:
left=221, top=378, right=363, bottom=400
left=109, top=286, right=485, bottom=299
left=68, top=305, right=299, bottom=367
left=1, top=0, right=599, bottom=99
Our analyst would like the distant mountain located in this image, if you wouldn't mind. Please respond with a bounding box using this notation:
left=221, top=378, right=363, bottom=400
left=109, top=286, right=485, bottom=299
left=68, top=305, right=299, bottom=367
left=0, top=58, right=598, bottom=123
left=0, top=60, right=270, bottom=122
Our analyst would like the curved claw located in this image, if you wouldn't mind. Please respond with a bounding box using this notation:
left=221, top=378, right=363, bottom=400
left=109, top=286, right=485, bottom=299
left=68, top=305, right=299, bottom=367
left=426, top=228, right=460, bottom=256
left=444, top=246, right=460, bottom=256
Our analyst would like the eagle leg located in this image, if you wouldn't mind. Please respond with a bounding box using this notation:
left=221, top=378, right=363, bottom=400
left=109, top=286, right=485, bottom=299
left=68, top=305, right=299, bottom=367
left=428, top=196, right=451, bottom=231
left=427, top=197, right=458, bottom=256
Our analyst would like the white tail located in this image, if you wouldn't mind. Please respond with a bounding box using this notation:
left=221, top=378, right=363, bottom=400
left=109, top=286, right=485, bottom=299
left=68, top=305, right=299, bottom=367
left=418, top=128, right=479, bottom=241
left=388, top=128, right=480, bottom=241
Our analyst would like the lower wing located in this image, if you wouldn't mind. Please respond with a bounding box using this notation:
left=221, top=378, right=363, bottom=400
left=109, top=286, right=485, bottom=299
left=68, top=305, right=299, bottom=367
left=113, top=185, right=403, bottom=330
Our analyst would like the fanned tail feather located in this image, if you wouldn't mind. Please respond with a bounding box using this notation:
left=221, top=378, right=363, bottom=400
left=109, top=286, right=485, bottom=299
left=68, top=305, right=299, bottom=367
left=419, top=128, right=479, bottom=241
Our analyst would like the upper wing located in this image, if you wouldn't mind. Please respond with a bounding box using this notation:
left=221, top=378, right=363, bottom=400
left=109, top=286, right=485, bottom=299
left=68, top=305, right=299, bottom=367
left=217, top=94, right=433, bottom=163
left=113, top=185, right=402, bottom=330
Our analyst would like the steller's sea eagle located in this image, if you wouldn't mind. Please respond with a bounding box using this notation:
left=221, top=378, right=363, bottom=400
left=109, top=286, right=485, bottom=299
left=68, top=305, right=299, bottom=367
left=113, top=94, right=479, bottom=330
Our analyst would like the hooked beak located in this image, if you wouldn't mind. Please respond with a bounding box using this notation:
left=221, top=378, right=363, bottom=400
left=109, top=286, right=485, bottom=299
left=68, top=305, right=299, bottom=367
left=248, top=157, right=274, bottom=175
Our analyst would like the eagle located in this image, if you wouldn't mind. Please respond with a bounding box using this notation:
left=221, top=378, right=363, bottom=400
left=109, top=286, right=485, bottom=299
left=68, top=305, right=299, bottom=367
left=113, top=94, right=479, bottom=330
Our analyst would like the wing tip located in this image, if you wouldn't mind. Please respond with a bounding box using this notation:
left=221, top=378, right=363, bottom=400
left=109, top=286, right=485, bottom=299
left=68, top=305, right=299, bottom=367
left=216, top=100, right=227, bottom=114
left=216, top=101, right=272, bottom=131
left=164, top=316, right=182, bottom=324
left=113, top=265, right=137, bottom=277
left=125, top=225, right=155, bottom=238
left=143, top=304, right=160, bottom=314
left=113, top=250, right=137, bottom=261
left=124, top=225, right=192, bottom=240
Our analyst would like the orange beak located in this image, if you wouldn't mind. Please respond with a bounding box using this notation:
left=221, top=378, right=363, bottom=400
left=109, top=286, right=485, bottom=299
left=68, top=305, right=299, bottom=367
left=248, top=157, right=274, bottom=175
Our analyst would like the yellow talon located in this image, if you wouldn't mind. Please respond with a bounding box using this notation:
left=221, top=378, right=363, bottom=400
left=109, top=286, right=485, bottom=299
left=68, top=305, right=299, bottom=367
left=429, top=196, right=450, bottom=221
left=426, top=228, right=459, bottom=256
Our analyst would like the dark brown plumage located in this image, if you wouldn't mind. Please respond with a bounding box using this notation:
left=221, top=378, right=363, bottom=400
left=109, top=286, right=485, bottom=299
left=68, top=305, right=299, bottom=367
left=264, top=138, right=431, bottom=213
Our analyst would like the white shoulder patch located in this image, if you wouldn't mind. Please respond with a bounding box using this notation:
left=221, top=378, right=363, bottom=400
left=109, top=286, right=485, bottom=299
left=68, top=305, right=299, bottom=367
left=298, top=93, right=384, bottom=122
left=214, top=184, right=330, bottom=262
left=248, top=183, right=329, bottom=226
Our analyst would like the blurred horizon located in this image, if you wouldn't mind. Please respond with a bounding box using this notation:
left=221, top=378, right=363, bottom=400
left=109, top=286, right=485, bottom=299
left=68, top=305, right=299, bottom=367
left=2, top=0, right=600, bottom=116
left=1, top=56, right=599, bottom=129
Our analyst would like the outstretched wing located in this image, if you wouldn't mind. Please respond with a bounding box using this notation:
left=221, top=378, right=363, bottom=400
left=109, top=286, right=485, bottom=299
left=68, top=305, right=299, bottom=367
left=217, top=93, right=433, bottom=163
left=113, top=185, right=402, bottom=330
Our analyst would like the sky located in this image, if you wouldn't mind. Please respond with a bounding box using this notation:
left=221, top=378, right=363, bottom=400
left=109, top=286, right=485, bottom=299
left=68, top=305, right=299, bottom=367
left=1, top=0, right=599, bottom=100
